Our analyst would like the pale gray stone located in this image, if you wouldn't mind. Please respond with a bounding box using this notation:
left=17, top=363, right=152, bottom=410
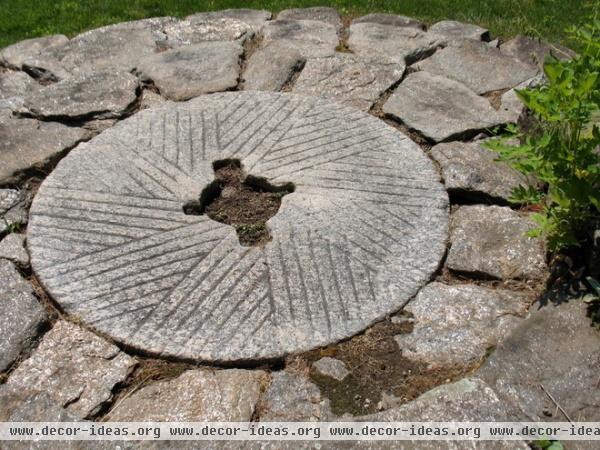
left=163, top=18, right=254, bottom=47
left=429, top=140, right=528, bottom=201
left=497, top=75, right=543, bottom=123
left=139, top=90, right=168, bottom=110
left=416, top=39, right=539, bottom=94
left=0, top=260, right=46, bottom=372
left=22, top=71, right=139, bottom=119
left=23, top=17, right=176, bottom=77
left=0, top=189, right=20, bottom=213
left=243, top=42, right=305, bottom=91
left=108, top=369, right=267, bottom=421
left=28, top=91, right=448, bottom=362
left=0, top=34, right=68, bottom=70
left=500, top=35, right=575, bottom=69
left=6, top=320, right=137, bottom=419
left=428, top=20, right=489, bottom=41
left=186, top=9, right=272, bottom=31
left=261, top=371, right=334, bottom=421
left=447, top=205, right=547, bottom=280
left=478, top=298, right=600, bottom=423
left=0, top=71, right=37, bottom=110
left=135, top=42, right=243, bottom=101
left=277, top=7, right=341, bottom=31
left=261, top=19, right=339, bottom=59
left=383, top=71, right=503, bottom=142
left=0, top=111, right=89, bottom=184
left=292, top=54, right=404, bottom=111
left=348, top=22, right=444, bottom=64
left=313, top=357, right=350, bottom=381
left=395, top=282, right=530, bottom=367
left=352, top=13, right=424, bottom=30
left=0, top=189, right=28, bottom=233
left=0, top=233, right=29, bottom=266
left=0, top=384, right=76, bottom=422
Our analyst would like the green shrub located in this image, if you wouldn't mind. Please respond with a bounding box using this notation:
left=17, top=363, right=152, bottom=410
left=486, top=18, right=600, bottom=251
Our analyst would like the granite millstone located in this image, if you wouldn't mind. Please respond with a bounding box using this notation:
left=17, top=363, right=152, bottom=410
left=292, top=54, right=405, bottom=111
left=28, top=91, right=448, bottom=363
left=382, top=71, right=504, bottom=142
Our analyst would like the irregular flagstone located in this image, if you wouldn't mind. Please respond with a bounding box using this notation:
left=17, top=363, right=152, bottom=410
left=383, top=71, right=503, bottom=142
left=6, top=320, right=137, bottom=419
left=185, top=8, right=272, bottom=31
left=348, top=22, right=444, bottom=64
left=0, top=260, right=46, bottom=372
left=0, top=34, right=68, bottom=70
left=22, top=71, right=139, bottom=120
left=478, top=298, right=600, bottom=422
left=500, top=35, right=576, bottom=69
left=313, top=357, right=350, bottom=381
left=27, top=92, right=448, bottom=363
left=497, top=75, right=543, bottom=123
left=109, top=369, right=267, bottom=421
left=428, top=20, right=489, bottom=41
left=0, top=233, right=29, bottom=267
left=261, top=371, right=334, bottom=421
left=0, top=384, right=76, bottom=422
left=416, top=39, right=539, bottom=94
left=429, top=139, right=528, bottom=201
left=139, top=90, right=169, bottom=110
left=447, top=205, right=547, bottom=280
left=243, top=41, right=305, bottom=91
left=277, top=7, right=342, bottom=31
left=394, top=282, right=530, bottom=367
left=0, top=111, right=89, bottom=184
left=0, top=71, right=38, bottom=110
left=292, top=54, right=404, bottom=111
left=0, top=189, right=28, bottom=233
left=352, top=13, right=425, bottom=30
left=135, top=42, right=243, bottom=101
left=23, top=17, right=176, bottom=77
left=163, top=18, right=254, bottom=47
left=260, top=19, right=339, bottom=59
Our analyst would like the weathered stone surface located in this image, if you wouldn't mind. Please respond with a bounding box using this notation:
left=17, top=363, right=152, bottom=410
left=395, top=282, right=530, bottom=367
left=261, top=19, right=339, bottom=59
left=496, top=75, right=543, bottom=123
left=261, top=371, right=334, bottom=421
left=0, top=233, right=29, bottom=266
left=140, top=90, right=168, bottom=110
left=417, top=39, right=539, bottom=94
left=0, top=384, right=76, bottom=422
left=429, top=140, right=528, bottom=201
left=22, top=71, right=139, bottom=120
left=447, top=205, right=547, bottom=280
left=24, top=18, right=175, bottom=77
left=292, top=54, right=404, bottom=111
left=243, top=42, right=305, bottom=91
left=428, top=20, right=489, bottom=41
left=0, top=111, right=89, bottom=183
left=0, top=71, right=37, bottom=110
left=0, top=34, right=68, bottom=69
left=277, top=7, right=342, bottom=31
left=383, top=71, right=503, bottom=142
left=163, top=18, right=253, bottom=47
left=313, top=357, right=350, bottom=381
left=135, top=42, right=242, bottom=101
left=109, top=369, right=267, bottom=421
left=348, top=22, right=443, bottom=64
left=478, top=298, right=600, bottom=423
left=352, top=13, right=425, bottom=30
left=500, top=35, right=575, bottom=68
left=6, top=320, right=136, bottom=419
left=0, top=189, right=28, bottom=232
left=28, top=91, right=448, bottom=362
left=0, top=260, right=46, bottom=372
left=185, top=9, right=272, bottom=31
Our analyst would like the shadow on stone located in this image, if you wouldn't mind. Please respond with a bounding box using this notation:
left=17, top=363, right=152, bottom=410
left=183, top=159, right=294, bottom=246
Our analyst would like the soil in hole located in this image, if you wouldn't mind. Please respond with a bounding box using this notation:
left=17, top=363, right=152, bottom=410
left=183, top=160, right=294, bottom=246
left=288, top=314, right=480, bottom=416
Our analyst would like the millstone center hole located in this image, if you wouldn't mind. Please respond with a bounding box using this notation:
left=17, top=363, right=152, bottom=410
left=183, top=159, right=295, bottom=246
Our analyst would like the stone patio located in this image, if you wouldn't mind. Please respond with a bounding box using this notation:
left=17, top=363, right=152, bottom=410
left=0, top=6, right=597, bottom=449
